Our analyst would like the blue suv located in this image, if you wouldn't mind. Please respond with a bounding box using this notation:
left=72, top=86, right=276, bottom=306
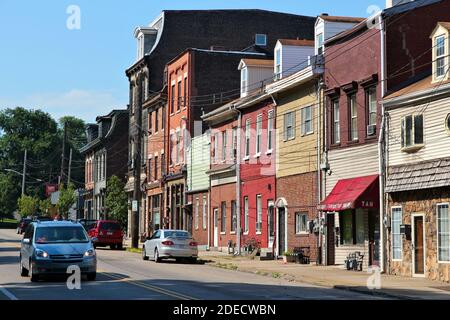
left=19, top=221, right=97, bottom=282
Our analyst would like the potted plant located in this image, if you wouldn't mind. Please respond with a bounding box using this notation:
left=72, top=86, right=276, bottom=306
left=283, top=250, right=295, bottom=263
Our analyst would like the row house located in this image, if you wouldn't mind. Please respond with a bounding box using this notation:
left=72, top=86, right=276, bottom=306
left=319, top=0, right=450, bottom=271
left=383, top=22, right=450, bottom=281
left=80, top=110, right=129, bottom=220
left=125, top=9, right=317, bottom=240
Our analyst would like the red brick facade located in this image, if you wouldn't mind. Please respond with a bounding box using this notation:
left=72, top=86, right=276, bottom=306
left=188, top=191, right=209, bottom=246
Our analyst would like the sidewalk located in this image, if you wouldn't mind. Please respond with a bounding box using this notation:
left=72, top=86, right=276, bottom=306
left=198, top=250, right=450, bottom=300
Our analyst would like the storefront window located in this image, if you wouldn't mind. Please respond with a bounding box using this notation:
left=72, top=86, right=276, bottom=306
left=438, top=203, right=450, bottom=262
left=340, top=210, right=365, bottom=245
left=391, top=207, right=402, bottom=260
left=355, top=209, right=365, bottom=244
left=341, top=210, right=353, bottom=245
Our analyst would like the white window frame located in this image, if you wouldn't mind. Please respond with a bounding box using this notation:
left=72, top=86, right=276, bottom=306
left=232, top=127, right=237, bottom=160
left=222, top=130, right=227, bottom=161
left=202, top=196, right=207, bottom=230
left=317, top=33, right=324, bottom=55
left=241, top=67, right=248, bottom=96
left=367, top=87, right=377, bottom=127
left=284, top=111, right=295, bottom=141
left=333, top=100, right=340, bottom=144
left=267, top=110, right=274, bottom=153
left=401, top=114, right=424, bottom=151
left=231, top=200, right=237, bottom=234
left=214, top=132, right=219, bottom=164
left=244, top=119, right=251, bottom=159
left=244, top=196, right=249, bottom=234
left=194, top=198, right=199, bottom=230
left=350, top=95, right=358, bottom=141
left=301, top=106, right=313, bottom=136
left=275, top=48, right=281, bottom=80
left=435, top=35, right=447, bottom=79
left=391, top=206, right=403, bottom=261
left=295, top=212, right=308, bottom=235
left=437, top=203, right=450, bottom=263
left=255, top=114, right=262, bottom=156
left=256, top=195, right=262, bottom=234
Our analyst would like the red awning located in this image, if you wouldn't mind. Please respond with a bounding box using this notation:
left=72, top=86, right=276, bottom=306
left=318, top=175, right=379, bottom=211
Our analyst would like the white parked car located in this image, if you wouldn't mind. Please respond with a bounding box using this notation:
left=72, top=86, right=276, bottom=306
left=142, top=229, right=198, bottom=263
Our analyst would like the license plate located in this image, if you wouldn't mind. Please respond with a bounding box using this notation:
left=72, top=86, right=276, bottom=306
left=176, top=244, right=188, bottom=249
left=107, top=232, right=113, bottom=236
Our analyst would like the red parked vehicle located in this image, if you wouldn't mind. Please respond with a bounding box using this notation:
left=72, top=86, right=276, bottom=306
left=88, top=220, right=124, bottom=250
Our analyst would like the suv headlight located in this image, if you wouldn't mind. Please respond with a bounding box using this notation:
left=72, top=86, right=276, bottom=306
left=84, top=249, right=96, bottom=257
left=35, top=249, right=49, bottom=258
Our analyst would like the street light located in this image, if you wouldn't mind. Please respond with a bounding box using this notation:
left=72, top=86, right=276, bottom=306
left=3, top=168, right=44, bottom=195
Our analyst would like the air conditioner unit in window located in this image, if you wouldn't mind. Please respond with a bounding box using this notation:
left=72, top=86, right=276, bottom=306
left=367, top=124, right=377, bottom=136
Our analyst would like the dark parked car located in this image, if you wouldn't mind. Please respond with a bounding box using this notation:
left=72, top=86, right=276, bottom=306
left=87, top=220, right=123, bottom=250
left=19, top=221, right=97, bottom=282
left=17, top=218, right=32, bottom=235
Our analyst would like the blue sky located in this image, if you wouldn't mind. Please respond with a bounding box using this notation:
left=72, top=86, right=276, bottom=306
left=0, top=0, right=385, bottom=122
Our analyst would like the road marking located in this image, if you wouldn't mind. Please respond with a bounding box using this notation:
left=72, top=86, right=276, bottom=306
left=100, top=271, right=197, bottom=300
left=0, top=286, right=18, bottom=300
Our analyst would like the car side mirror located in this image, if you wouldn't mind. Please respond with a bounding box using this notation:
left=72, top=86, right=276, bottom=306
left=22, top=238, right=30, bottom=245
left=91, top=237, right=98, bottom=243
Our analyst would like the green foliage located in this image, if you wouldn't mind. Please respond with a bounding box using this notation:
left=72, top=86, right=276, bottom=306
left=105, top=175, right=128, bottom=229
left=39, top=198, right=52, bottom=215
left=57, top=183, right=76, bottom=219
left=17, top=195, right=39, bottom=217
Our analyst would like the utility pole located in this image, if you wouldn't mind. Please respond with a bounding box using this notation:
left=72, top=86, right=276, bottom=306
left=131, top=75, right=142, bottom=249
left=60, top=121, right=67, bottom=186
left=21, top=149, right=27, bottom=195
left=67, top=148, right=73, bottom=185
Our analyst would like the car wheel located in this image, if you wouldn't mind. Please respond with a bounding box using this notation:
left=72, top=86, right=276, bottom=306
left=110, top=244, right=116, bottom=250
left=29, top=261, right=39, bottom=282
left=117, top=243, right=123, bottom=250
left=190, top=257, right=198, bottom=264
left=142, top=246, right=149, bottom=260
left=87, top=272, right=96, bottom=281
left=154, top=249, right=161, bottom=263
left=19, top=257, right=28, bottom=277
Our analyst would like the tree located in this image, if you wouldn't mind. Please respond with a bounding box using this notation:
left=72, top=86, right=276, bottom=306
left=17, top=195, right=39, bottom=217
left=39, top=199, right=52, bottom=216
left=57, top=183, right=76, bottom=219
left=105, top=176, right=128, bottom=229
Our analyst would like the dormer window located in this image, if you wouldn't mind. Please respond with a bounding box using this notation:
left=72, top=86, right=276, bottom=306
left=436, top=35, right=446, bottom=78
left=275, top=48, right=281, bottom=80
left=241, top=67, right=248, bottom=97
left=317, top=33, right=324, bottom=55
left=255, top=34, right=267, bottom=46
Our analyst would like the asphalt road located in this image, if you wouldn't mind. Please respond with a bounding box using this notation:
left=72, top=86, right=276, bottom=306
left=0, top=228, right=380, bottom=300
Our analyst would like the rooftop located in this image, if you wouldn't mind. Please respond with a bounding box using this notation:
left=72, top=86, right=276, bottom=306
left=318, top=15, right=365, bottom=23
left=240, top=58, right=274, bottom=67
left=278, top=39, right=315, bottom=46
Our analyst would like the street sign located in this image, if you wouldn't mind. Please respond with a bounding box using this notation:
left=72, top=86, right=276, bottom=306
left=132, top=200, right=138, bottom=212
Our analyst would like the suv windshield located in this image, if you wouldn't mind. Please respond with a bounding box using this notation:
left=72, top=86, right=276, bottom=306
left=99, top=222, right=121, bottom=231
left=165, top=231, right=191, bottom=239
left=35, top=226, right=89, bottom=244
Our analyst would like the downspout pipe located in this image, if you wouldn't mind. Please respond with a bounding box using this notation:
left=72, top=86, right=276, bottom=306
left=235, top=106, right=242, bottom=255
left=316, top=78, right=324, bottom=265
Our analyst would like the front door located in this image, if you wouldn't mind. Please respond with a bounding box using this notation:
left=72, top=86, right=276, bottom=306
left=268, top=201, right=275, bottom=248
left=213, top=208, right=219, bottom=248
left=412, top=214, right=425, bottom=276
left=278, top=207, right=286, bottom=256
left=326, top=213, right=335, bottom=265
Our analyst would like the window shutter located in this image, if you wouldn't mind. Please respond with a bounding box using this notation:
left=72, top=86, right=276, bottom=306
left=414, top=115, right=423, bottom=145
left=301, top=109, right=305, bottom=135
left=401, top=118, right=405, bottom=148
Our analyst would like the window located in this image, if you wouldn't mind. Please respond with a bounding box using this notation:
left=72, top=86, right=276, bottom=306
left=317, top=33, right=324, bottom=55
left=202, top=196, right=207, bottom=230
left=244, top=196, right=249, bottom=233
left=232, top=127, right=237, bottom=160
left=194, top=198, right=199, bottom=230
left=183, top=76, right=187, bottom=108
left=301, top=106, right=313, bottom=135
left=231, top=200, right=237, bottom=233
left=284, top=111, right=295, bottom=140
left=437, top=204, right=450, bottom=262
left=333, top=100, right=340, bottom=144
left=267, top=110, right=274, bottom=151
left=401, top=114, right=423, bottom=149
left=213, top=133, right=219, bottom=163
left=340, top=210, right=364, bottom=245
left=222, top=130, right=227, bottom=161
left=367, top=88, right=377, bottom=129
left=275, top=48, right=281, bottom=79
left=177, top=81, right=182, bottom=111
left=154, top=156, right=158, bottom=181
left=170, top=84, right=175, bottom=114
left=392, top=207, right=403, bottom=260
left=221, top=201, right=226, bottom=233
left=155, top=108, right=159, bottom=133
left=295, top=212, right=308, bottom=234
left=255, top=34, right=267, bottom=46
left=349, top=95, right=358, bottom=141
left=244, top=119, right=251, bottom=158
left=241, top=68, right=248, bottom=96
left=176, top=131, right=180, bottom=164
left=169, top=134, right=174, bottom=166
left=256, top=114, right=262, bottom=155
left=436, top=35, right=446, bottom=78
left=256, top=195, right=262, bottom=233
left=149, top=111, right=153, bottom=134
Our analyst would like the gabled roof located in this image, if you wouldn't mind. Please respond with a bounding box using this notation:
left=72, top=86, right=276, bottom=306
left=383, top=0, right=442, bottom=17
left=277, top=39, right=314, bottom=46
left=384, top=75, right=450, bottom=102
left=318, top=15, right=365, bottom=24
left=239, top=59, right=274, bottom=68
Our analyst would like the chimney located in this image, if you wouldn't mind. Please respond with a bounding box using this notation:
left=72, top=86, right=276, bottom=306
left=386, top=0, right=414, bottom=8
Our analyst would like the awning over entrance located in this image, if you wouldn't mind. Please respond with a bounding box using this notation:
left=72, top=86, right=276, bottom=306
left=318, top=174, right=379, bottom=211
